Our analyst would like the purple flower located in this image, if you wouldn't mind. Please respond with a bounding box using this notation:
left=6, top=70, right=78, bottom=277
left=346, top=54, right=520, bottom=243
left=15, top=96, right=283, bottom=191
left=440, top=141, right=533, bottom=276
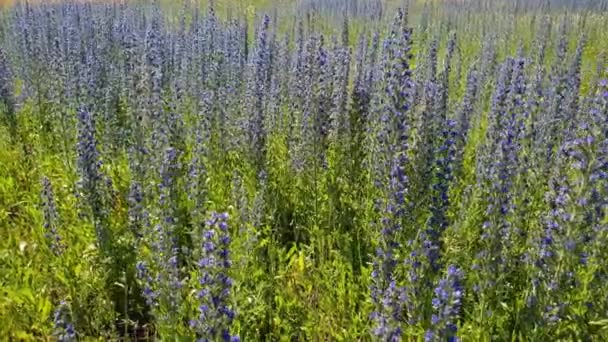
left=41, top=176, right=64, bottom=255
left=426, top=266, right=464, bottom=341
left=0, top=47, right=16, bottom=136
left=76, top=106, right=111, bottom=252
left=248, top=15, right=272, bottom=168
left=127, top=181, right=144, bottom=238
left=457, top=67, right=479, bottom=142
left=53, top=301, right=77, bottom=342
left=193, top=212, right=238, bottom=341
left=136, top=261, right=158, bottom=307
left=370, top=8, right=413, bottom=339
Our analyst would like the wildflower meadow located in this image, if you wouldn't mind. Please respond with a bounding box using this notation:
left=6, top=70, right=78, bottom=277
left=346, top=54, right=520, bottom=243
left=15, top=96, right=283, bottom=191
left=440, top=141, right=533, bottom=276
left=0, top=0, right=608, bottom=340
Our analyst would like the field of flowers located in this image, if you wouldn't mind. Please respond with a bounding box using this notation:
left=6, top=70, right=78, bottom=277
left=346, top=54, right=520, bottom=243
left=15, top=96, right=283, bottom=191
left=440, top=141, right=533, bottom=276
left=0, top=0, right=607, bottom=340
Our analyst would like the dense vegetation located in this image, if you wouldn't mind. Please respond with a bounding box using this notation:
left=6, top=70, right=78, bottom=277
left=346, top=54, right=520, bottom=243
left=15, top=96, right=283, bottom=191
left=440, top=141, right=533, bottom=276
left=0, top=0, right=607, bottom=340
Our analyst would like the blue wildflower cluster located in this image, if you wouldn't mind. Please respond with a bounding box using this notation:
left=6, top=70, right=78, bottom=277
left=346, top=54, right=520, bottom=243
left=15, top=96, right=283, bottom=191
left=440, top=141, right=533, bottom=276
left=40, top=176, right=64, bottom=255
left=426, top=266, right=464, bottom=342
left=53, top=301, right=76, bottom=342
left=192, top=212, right=238, bottom=342
left=0, top=46, right=16, bottom=137
left=76, top=106, right=112, bottom=253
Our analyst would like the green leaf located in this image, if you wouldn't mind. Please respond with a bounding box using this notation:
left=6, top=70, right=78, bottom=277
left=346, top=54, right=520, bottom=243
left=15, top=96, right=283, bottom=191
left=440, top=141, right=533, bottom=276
left=589, top=319, right=608, bottom=326
left=14, top=331, right=34, bottom=339
left=18, top=288, right=35, bottom=304
left=38, top=297, right=52, bottom=322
